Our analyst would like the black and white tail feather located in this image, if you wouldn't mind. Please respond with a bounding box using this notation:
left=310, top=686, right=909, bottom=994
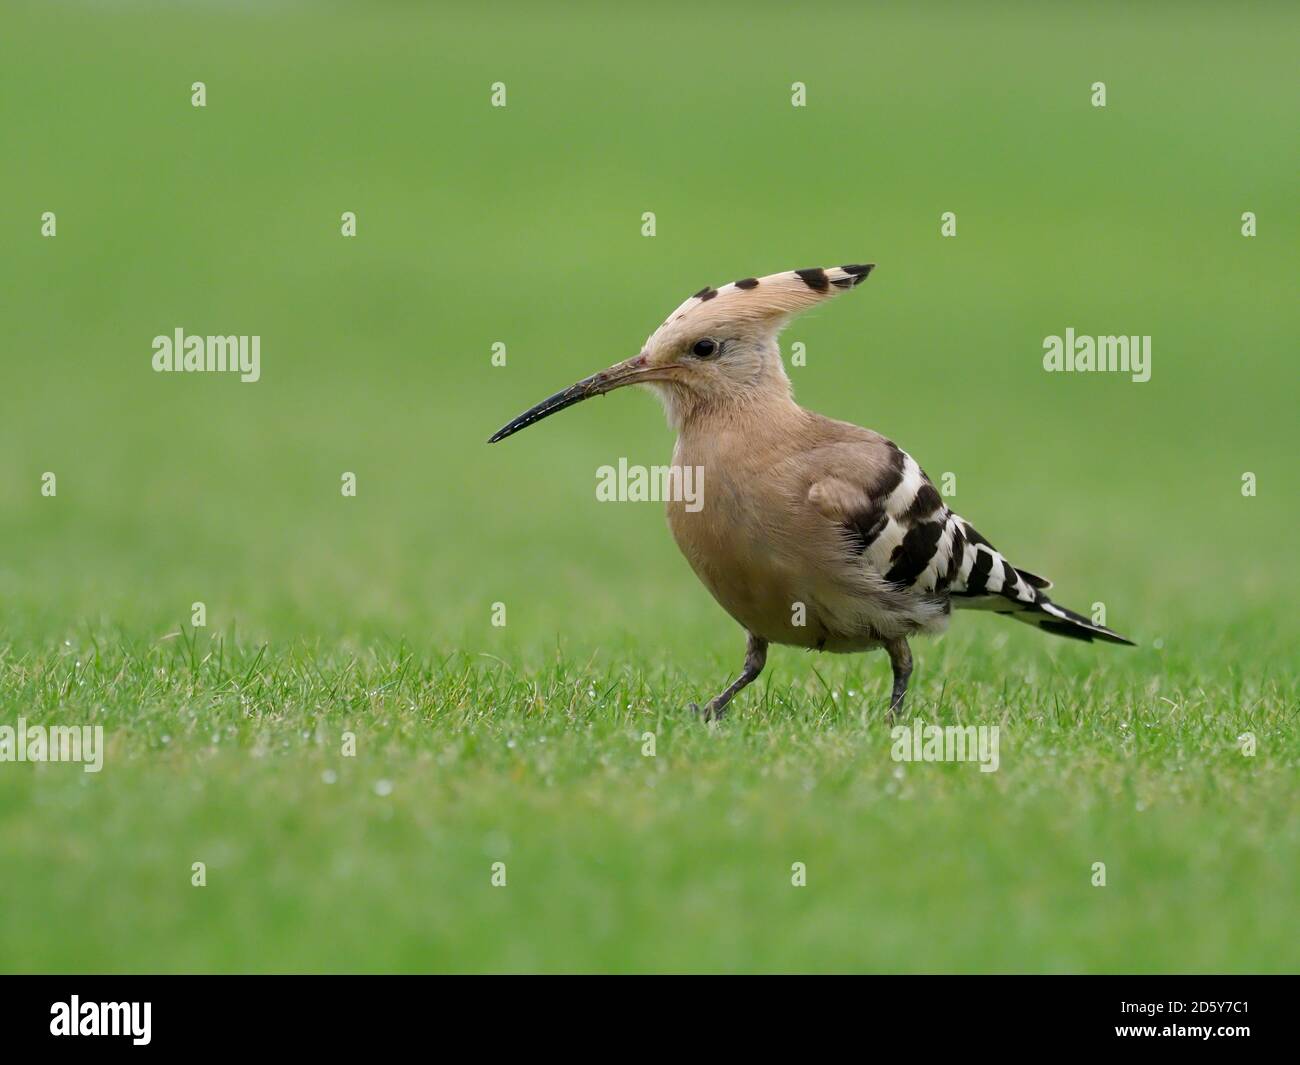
left=948, top=523, right=1134, bottom=645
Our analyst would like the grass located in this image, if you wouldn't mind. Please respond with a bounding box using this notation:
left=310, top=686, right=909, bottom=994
left=0, top=0, right=1296, bottom=972
left=1, top=631, right=1295, bottom=972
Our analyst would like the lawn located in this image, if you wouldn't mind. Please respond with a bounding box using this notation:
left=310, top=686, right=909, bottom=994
left=0, top=0, right=1296, bottom=972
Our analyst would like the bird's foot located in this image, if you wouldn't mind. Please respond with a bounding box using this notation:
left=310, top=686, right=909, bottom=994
left=689, top=700, right=727, bottom=723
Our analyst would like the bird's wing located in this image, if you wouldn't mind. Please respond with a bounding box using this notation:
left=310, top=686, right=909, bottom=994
left=804, top=436, right=969, bottom=599
left=805, top=435, right=1133, bottom=644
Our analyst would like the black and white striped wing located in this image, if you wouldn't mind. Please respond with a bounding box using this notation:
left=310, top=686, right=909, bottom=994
left=850, top=443, right=1133, bottom=645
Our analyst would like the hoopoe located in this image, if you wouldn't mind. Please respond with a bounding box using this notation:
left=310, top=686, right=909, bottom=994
left=490, top=265, right=1134, bottom=721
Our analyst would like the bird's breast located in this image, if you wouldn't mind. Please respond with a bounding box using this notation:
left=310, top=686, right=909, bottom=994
left=665, top=450, right=848, bottom=649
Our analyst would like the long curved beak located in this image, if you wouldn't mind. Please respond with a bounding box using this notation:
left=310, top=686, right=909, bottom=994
left=487, top=355, right=665, bottom=443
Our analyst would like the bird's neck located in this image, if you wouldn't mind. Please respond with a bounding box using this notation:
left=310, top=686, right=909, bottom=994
left=668, top=377, right=806, bottom=448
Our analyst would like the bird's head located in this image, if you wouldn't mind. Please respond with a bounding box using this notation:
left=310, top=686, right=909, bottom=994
left=487, top=263, right=874, bottom=443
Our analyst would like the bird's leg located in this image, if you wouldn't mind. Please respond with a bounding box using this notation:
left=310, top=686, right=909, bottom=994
left=884, top=637, right=913, bottom=723
left=692, top=633, right=768, bottom=722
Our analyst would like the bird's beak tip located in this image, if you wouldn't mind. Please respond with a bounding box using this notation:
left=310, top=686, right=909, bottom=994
left=486, top=360, right=648, bottom=444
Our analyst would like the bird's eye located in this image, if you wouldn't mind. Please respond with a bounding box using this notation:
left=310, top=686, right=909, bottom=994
left=691, top=338, right=719, bottom=358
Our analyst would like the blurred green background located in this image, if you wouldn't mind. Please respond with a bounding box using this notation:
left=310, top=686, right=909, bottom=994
left=0, top=0, right=1296, bottom=973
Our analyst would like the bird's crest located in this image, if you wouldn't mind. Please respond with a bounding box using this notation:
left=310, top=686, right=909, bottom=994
left=654, top=263, right=874, bottom=337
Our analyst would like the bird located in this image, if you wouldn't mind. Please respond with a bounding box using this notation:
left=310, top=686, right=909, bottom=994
left=489, top=264, right=1134, bottom=721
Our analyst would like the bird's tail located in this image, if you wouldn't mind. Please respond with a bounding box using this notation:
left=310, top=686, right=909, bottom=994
left=949, top=522, right=1135, bottom=645
left=1005, top=592, right=1135, bottom=645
